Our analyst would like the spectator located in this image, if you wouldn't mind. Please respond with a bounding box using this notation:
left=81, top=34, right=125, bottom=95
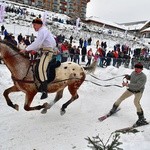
left=17, top=33, right=23, bottom=43
left=1, top=25, right=5, bottom=35
left=79, top=38, right=83, bottom=48
left=10, top=36, right=17, bottom=46
left=86, top=48, right=94, bottom=66
left=24, top=36, right=31, bottom=46
left=18, top=39, right=26, bottom=50
left=75, top=46, right=80, bottom=64
left=96, top=40, right=100, bottom=49
left=88, top=37, right=92, bottom=45
left=69, top=45, right=76, bottom=62
left=81, top=46, right=87, bottom=62
left=69, top=35, right=73, bottom=44
left=61, top=40, right=69, bottom=62
left=30, top=33, right=35, bottom=43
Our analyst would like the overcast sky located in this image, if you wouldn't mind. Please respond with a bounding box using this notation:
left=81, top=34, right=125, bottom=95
left=86, top=0, right=150, bottom=23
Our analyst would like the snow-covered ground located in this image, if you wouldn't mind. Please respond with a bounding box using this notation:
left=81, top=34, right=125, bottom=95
left=0, top=62, right=150, bottom=150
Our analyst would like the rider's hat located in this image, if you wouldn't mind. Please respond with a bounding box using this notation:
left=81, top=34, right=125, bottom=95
left=32, top=18, right=43, bottom=25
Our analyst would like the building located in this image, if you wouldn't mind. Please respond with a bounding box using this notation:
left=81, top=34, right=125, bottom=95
left=9, top=0, right=90, bottom=19
left=120, top=21, right=150, bottom=37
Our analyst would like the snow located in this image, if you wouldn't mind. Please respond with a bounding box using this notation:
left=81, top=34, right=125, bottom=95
left=0, top=2, right=150, bottom=150
left=0, top=62, right=150, bottom=150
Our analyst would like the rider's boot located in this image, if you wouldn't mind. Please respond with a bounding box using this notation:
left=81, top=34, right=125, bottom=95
left=40, top=81, right=48, bottom=99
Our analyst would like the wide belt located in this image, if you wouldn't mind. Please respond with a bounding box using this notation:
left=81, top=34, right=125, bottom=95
left=41, top=47, right=53, bottom=53
left=128, top=89, right=140, bottom=93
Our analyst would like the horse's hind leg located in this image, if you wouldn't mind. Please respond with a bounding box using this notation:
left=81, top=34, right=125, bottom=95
left=3, top=85, right=20, bottom=110
left=61, top=94, right=79, bottom=115
left=41, top=89, right=64, bottom=114
left=60, top=84, right=80, bottom=115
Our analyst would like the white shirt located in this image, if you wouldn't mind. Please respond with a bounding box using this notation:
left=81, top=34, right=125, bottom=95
left=26, top=26, right=56, bottom=51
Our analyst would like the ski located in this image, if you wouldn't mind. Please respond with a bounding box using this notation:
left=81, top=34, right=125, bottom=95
left=98, top=108, right=121, bottom=122
left=115, top=122, right=149, bottom=133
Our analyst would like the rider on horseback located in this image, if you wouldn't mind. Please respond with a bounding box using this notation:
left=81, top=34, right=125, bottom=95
left=20, top=18, right=56, bottom=99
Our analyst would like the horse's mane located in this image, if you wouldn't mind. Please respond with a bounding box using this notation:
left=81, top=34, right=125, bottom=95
left=0, top=40, right=29, bottom=58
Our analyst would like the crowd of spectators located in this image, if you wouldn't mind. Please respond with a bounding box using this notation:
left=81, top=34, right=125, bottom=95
left=0, top=25, right=150, bottom=70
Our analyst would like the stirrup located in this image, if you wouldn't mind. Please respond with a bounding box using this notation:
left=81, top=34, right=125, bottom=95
left=41, top=92, right=48, bottom=99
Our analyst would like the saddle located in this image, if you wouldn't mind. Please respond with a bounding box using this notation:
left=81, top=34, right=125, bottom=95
left=34, top=57, right=61, bottom=86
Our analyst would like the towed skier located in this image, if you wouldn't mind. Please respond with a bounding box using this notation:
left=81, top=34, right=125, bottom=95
left=109, top=62, right=148, bottom=126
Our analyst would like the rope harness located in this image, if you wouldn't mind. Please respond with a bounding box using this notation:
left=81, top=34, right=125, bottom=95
left=90, top=74, right=126, bottom=81
left=85, top=74, right=127, bottom=88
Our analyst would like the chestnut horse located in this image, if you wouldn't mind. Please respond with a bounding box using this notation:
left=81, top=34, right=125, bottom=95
left=0, top=40, right=96, bottom=114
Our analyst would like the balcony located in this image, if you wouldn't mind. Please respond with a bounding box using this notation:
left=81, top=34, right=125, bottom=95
left=53, top=0, right=59, bottom=4
left=60, top=6, right=67, bottom=11
left=60, top=1, right=67, bottom=5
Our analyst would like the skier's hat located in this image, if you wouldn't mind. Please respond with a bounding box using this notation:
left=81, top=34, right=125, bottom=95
left=134, top=62, right=143, bottom=69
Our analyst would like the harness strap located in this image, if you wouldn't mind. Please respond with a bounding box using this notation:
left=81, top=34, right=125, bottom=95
left=12, top=76, right=34, bottom=83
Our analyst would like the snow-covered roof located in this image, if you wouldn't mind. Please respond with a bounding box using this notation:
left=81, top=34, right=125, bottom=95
left=86, top=16, right=127, bottom=30
left=141, top=27, right=150, bottom=32
left=125, top=20, right=149, bottom=30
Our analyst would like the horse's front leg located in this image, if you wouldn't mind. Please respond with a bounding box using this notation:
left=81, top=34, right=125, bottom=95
left=3, top=85, right=20, bottom=111
left=24, top=92, right=50, bottom=111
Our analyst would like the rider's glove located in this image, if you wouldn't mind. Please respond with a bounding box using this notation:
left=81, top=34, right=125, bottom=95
left=124, top=74, right=130, bottom=80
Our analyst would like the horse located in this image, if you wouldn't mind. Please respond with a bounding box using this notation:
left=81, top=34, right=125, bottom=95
left=0, top=40, right=97, bottom=115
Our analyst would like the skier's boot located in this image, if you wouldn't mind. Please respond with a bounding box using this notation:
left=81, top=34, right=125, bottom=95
left=109, top=104, right=118, bottom=115
left=135, top=111, right=148, bottom=126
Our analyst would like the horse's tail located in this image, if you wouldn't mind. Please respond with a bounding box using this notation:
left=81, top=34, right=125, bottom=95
left=83, top=60, right=97, bottom=74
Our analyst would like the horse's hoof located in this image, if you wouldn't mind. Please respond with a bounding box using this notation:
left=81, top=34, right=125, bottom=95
left=60, top=109, right=66, bottom=116
left=43, top=102, right=51, bottom=109
left=14, top=104, right=19, bottom=111
left=41, top=109, right=47, bottom=114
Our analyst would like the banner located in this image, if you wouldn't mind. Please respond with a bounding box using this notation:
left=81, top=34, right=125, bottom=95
left=76, top=17, right=80, bottom=31
left=0, top=2, right=6, bottom=23
left=42, top=11, right=48, bottom=26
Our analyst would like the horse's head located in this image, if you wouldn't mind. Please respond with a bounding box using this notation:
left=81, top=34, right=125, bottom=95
left=0, top=40, right=29, bottom=59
